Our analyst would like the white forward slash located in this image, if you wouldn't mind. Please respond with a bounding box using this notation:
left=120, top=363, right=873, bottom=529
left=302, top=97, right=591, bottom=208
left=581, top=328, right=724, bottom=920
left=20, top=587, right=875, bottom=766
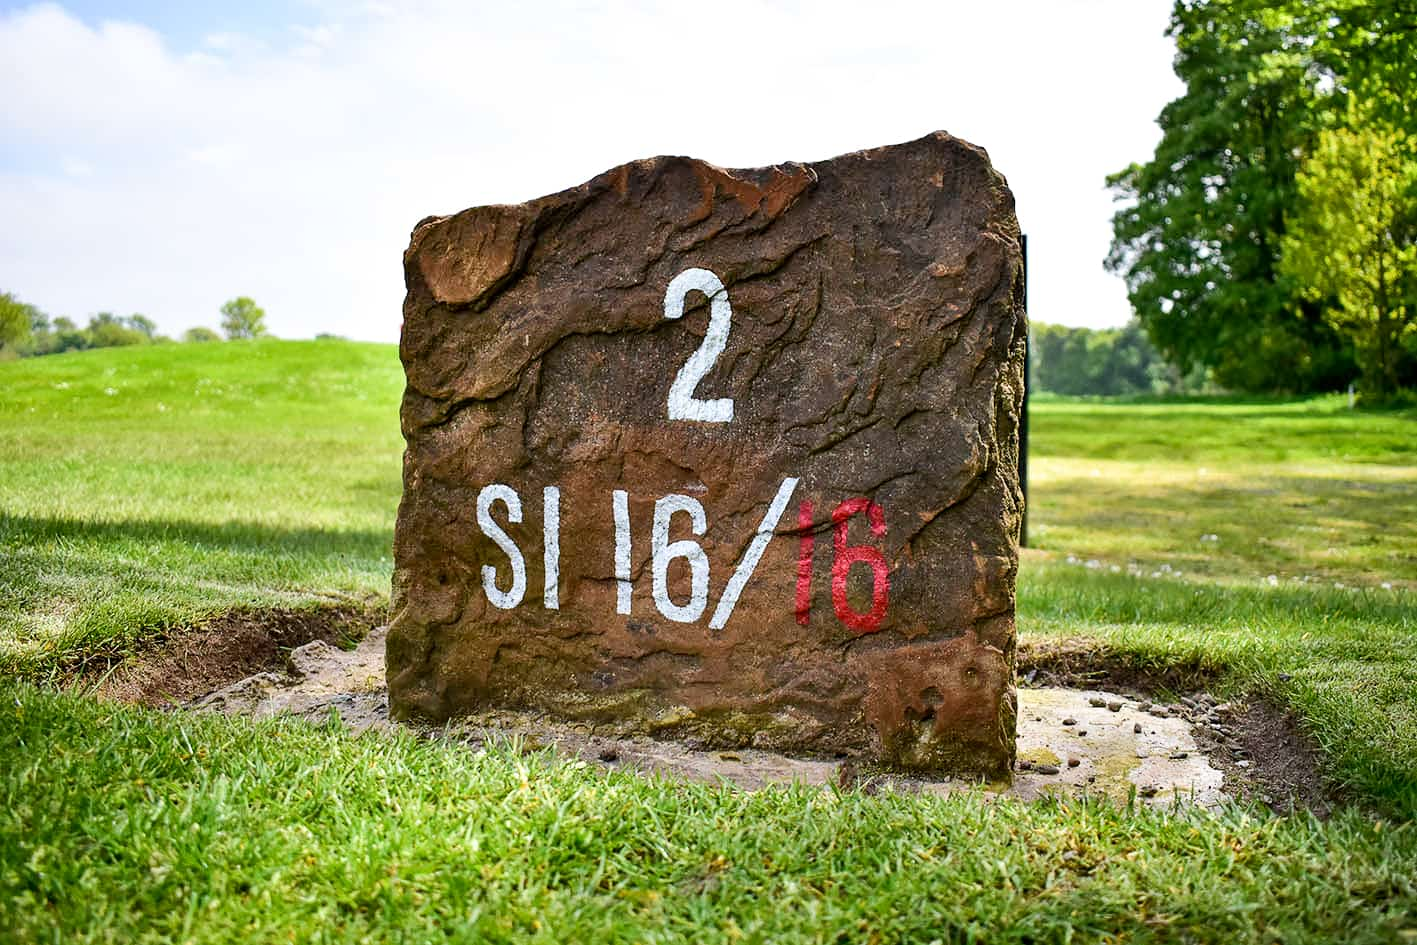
left=708, top=477, right=799, bottom=630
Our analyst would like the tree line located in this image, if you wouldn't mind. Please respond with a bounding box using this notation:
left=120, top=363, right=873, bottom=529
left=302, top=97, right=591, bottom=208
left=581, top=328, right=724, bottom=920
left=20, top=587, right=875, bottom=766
left=1108, top=0, right=1417, bottom=401
left=1029, top=320, right=1212, bottom=397
left=0, top=294, right=268, bottom=359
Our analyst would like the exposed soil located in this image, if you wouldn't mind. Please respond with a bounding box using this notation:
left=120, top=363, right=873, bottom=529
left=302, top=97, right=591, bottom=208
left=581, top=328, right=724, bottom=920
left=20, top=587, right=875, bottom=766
left=74, top=614, right=1344, bottom=815
left=1190, top=702, right=1342, bottom=817
left=1019, top=637, right=1343, bottom=817
left=74, top=605, right=384, bottom=706
left=1017, top=637, right=1225, bottom=693
left=189, top=627, right=1231, bottom=808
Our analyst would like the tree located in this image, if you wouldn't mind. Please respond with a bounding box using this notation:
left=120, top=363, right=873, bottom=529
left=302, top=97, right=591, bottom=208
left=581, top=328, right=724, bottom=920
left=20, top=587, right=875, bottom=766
left=85, top=312, right=150, bottom=349
left=220, top=297, right=267, bottom=340
left=48, top=317, right=88, bottom=354
left=182, top=326, right=222, bottom=343
left=1106, top=1, right=1356, bottom=392
left=125, top=314, right=158, bottom=339
left=1282, top=114, right=1417, bottom=398
left=0, top=292, right=37, bottom=357
left=1028, top=319, right=1207, bottom=396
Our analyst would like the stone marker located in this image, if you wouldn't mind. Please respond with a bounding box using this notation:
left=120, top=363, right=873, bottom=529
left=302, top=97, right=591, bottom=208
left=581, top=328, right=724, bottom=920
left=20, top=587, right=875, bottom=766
left=388, top=132, right=1025, bottom=778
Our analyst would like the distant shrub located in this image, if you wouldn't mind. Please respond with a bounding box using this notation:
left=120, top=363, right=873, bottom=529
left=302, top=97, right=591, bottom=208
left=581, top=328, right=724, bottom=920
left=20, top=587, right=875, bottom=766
left=84, top=313, right=151, bottom=349
left=182, top=327, right=222, bottom=343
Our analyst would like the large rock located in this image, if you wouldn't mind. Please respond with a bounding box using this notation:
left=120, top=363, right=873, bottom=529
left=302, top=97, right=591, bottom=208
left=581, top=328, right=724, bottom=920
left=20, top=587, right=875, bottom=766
left=388, top=132, right=1025, bottom=778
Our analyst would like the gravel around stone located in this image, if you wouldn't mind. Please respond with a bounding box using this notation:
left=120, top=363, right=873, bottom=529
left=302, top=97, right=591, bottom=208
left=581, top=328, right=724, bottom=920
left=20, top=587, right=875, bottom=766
left=189, top=626, right=1233, bottom=809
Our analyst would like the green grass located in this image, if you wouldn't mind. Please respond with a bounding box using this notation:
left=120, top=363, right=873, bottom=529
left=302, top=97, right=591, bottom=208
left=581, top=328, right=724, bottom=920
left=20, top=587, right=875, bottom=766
left=2, top=341, right=1416, bottom=942
left=1027, top=394, right=1417, bottom=587
left=1021, top=396, right=1417, bottom=817
left=0, top=340, right=402, bottom=676
left=4, top=688, right=1413, bottom=944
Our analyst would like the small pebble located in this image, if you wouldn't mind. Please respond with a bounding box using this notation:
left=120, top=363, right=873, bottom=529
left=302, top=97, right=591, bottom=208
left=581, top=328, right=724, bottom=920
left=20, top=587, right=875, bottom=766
left=1035, top=764, right=1060, bottom=775
left=1086, top=775, right=1096, bottom=783
left=1078, top=730, right=1088, bottom=736
left=1133, top=723, right=1143, bottom=734
left=1169, top=751, right=1189, bottom=760
left=1107, top=701, right=1123, bottom=712
left=598, top=749, right=619, bottom=763
left=1139, top=701, right=1152, bottom=712
left=1278, top=672, right=1293, bottom=682
left=1067, top=757, right=1080, bottom=768
left=1140, top=786, right=1159, bottom=798
left=1236, top=760, right=1251, bottom=769
left=1088, top=697, right=1106, bottom=708
left=1018, top=760, right=1034, bottom=771
left=1062, top=717, right=1077, bottom=726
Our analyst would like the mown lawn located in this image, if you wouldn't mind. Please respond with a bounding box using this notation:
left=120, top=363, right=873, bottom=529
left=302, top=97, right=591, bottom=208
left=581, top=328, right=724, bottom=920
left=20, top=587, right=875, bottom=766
left=0, top=339, right=402, bottom=676
left=1, top=341, right=1414, bottom=943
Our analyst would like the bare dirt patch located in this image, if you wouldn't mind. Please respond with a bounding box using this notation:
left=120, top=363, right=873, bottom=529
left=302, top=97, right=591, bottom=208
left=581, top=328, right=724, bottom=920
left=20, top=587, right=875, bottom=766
left=1190, top=702, right=1341, bottom=817
left=77, top=618, right=1341, bottom=814
left=1019, top=638, right=1342, bottom=816
left=1017, top=637, right=1224, bottom=693
left=76, top=605, right=383, bottom=706
left=190, top=627, right=1230, bottom=809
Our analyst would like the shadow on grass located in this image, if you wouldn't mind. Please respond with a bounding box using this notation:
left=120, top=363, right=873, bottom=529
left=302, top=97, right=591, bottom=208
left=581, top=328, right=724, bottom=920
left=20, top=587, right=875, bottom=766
left=1026, top=470, right=1417, bottom=584
left=0, top=511, right=393, bottom=557
left=1019, top=565, right=1416, bottom=656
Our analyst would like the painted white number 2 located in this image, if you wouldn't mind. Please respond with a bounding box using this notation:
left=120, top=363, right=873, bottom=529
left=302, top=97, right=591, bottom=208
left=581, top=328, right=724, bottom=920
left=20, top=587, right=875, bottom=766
left=663, top=267, right=734, bottom=423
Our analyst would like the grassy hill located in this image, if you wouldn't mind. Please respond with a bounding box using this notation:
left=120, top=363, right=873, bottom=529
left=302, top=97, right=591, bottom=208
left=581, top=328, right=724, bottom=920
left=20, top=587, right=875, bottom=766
left=0, top=339, right=403, bottom=675
left=1, top=341, right=1415, bottom=942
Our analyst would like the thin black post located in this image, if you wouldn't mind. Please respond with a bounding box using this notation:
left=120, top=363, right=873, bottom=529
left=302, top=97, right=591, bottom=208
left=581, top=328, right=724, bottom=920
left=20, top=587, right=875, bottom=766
left=1019, top=233, right=1029, bottom=548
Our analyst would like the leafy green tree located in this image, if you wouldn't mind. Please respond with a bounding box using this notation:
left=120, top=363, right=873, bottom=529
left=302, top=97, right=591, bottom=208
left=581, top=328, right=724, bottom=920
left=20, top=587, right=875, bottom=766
left=0, top=292, right=37, bottom=357
left=1029, top=319, right=1206, bottom=396
left=1282, top=115, right=1417, bottom=398
left=182, top=326, right=222, bottom=343
left=49, top=317, right=89, bottom=354
left=85, top=312, right=150, bottom=349
left=1106, top=1, right=1356, bottom=392
left=1304, top=0, right=1417, bottom=130
left=220, top=297, right=267, bottom=340
left=125, top=314, right=158, bottom=339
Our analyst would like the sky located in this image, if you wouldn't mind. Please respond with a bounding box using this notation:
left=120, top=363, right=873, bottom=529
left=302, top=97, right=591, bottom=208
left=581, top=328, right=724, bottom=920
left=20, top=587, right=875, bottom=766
left=0, top=1, right=1184, bottom=342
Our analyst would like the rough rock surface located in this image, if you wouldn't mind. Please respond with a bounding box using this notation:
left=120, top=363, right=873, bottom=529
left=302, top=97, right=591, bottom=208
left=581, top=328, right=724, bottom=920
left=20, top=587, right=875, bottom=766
left=388, top=132, right=1025, bottom=778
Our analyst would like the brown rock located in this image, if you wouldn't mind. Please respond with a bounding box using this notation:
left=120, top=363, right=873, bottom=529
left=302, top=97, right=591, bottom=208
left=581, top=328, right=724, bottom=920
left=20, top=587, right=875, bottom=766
left=387, top=133, right=1025, bottom=779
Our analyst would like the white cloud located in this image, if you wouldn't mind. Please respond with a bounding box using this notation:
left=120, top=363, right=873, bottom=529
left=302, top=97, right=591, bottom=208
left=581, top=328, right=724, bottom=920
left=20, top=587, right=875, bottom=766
left=59, top=154, right=92, bottom=177
left=0, top=0, right=1182, bottom=341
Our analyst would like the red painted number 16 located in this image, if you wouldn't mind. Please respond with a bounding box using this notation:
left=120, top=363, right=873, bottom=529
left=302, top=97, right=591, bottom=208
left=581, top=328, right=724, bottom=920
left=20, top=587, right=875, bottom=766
left=795, top=498, right=890, bottom=634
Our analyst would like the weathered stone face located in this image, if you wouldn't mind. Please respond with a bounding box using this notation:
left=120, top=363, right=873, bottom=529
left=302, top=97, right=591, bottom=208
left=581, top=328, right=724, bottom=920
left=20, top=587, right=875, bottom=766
left=388, top=132, right=1025, bottom=778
